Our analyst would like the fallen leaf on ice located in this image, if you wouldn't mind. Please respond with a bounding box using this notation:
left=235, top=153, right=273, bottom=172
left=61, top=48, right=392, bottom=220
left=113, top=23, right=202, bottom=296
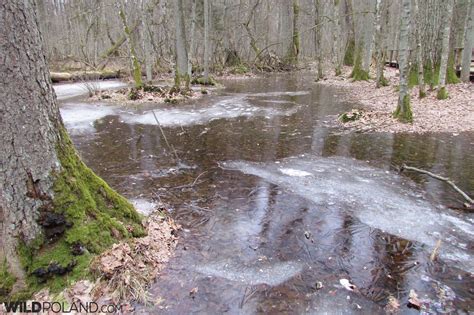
left=339, top=279, right=356, bottom=291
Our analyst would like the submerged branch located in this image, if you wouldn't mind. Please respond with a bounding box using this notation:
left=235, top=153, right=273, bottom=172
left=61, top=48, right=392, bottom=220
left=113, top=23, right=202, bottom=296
left=400, top=164, right=473, bottom=205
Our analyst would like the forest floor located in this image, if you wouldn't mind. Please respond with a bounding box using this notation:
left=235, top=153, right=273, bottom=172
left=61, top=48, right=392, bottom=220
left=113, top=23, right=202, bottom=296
left=26, top=212, right=179, bottom=312
left=316, top=65, right=474, bottom=134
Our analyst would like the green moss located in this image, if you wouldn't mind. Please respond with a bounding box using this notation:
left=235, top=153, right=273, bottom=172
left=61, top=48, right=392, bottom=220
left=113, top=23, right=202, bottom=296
left=350, top=46, right=369, bottom=81
left=378, top=75, right=389, bottom=87
left=230, top=64, right=250, bottom=75
left=419, top=89, right=427, bottom=99
left=344, top=39, right=355, bottom=66
left=408, top=65, right=419, bottom=88
left=393, top=94, right=413, bottom=123
left=446, top=54, right=460, bottom=84
left=339, top=111, right=361, bottom=123
left=191, top=76, right=217, bottom=86
left=0, top=260, right=16, bottom=300
left=437, top=86, right=449, bottom=100
left=18, top=128, right=144, bottom=296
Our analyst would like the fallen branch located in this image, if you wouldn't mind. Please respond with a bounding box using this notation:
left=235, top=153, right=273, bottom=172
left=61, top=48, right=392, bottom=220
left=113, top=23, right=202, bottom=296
left=400, top=164, right=473, bottom=205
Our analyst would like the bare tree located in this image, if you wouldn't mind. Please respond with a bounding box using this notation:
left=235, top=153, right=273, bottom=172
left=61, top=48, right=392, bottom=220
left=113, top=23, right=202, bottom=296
left=174, top=0, right=189, bottom=89
left=394, top=0, right=413, bottom=122
left=461, top=0, right=474, bottom=82
left=437, top=0, right=455, bottom=100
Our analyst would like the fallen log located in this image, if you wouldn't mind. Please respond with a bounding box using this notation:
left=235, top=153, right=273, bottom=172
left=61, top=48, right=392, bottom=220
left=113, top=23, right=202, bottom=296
left=50, top=70, right=121, bottom=83
left=400, top=164, right=473, bottom=206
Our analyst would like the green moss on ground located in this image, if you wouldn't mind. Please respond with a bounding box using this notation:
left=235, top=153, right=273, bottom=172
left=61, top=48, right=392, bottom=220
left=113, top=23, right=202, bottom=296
left=191, top=76, right=217, bottom=86
left=378, top=75, right=389, bottom=87
left=230, top=64, right=250, bottom=75
left=18, top=129, right=145, bottom=296
left=0, top=260, right=16, bottom=301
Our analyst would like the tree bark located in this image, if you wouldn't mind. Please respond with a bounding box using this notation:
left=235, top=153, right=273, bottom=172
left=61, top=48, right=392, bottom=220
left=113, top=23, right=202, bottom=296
left=414, top=0, right=426, bottom=98
left=394, top=0, right=413, bottom=123
left=174, top=0, right=189, bottom=89
left=314, top=0, right=323, bottom=80
left=437, top=0, right=454, bottom=99
left=0, top=0, right=142, bottom=296
left=375, top=0, right=389, bottom=87
left=204, top=0, right=210, bottom=83
left=188, top=0, right=197, bottom=79
left=461, top=0, right=474, bottom=82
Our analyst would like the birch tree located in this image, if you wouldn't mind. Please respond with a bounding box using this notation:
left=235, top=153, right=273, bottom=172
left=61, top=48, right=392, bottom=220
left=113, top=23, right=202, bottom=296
left=394, top=0, right=413, bottom=122
left=437, top=0, right=455, bottom=100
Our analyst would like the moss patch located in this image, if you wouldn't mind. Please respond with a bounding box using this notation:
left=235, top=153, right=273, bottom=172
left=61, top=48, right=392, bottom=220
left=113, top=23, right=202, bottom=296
left=192, top=76, right=217, bottom=86
left=230, top=64, right=250, bottom=75
left=18, top=128, right=144, bottom=296
left=393, top=94, right=413, bottom=123
left=0, top=260, right=16, bottom=301
left=437, top=86, right=449, bottom=100
left=350, top=46, right=369, bottom=81
left=344, top=39, right=355, bottom=66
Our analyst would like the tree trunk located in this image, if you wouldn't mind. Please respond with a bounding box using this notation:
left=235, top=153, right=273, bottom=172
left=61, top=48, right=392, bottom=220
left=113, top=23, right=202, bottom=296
left=118, top=2, right=143, bottom=89
left=332, top=0, right=342, bottom=76
left=204, top=0, right=210, bottom=83
left=0, top=0, right=142, bottom=297
left=375, top=0, right=389, bottom=87
left=394, top=0, right=413, bottom=123
left=461, top=0, right=474, bottom=82
left=314, top=0, right=323, bottom=80
left=437, top=0, right=454, bottom=99
left=414, top=0, right=426, bottom=98
left=188, top=0, right=197, bottom=79
left=174, top=0, right=189, bottom=89
left=288, top=0, right=300, bottom=65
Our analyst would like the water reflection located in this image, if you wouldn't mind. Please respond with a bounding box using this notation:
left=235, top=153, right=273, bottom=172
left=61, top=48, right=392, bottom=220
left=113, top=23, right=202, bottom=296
left=61, top=74, right=474, bottom=314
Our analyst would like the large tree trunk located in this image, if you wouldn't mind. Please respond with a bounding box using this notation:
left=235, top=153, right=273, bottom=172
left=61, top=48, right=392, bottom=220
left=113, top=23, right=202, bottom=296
left=461, top=0, right=474, bottom=82
left=394, top=0, right=413, bottom=123
left=0, top=0, right=142, bottom=297
left=437, top=0, right=454, bottom=99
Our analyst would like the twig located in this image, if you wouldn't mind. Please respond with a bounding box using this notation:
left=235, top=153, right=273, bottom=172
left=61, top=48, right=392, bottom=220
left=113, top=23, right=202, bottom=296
left=430, top=239, right=442, bottom=261
left=400, top=164, right=473, bottom=205
left=151, top=110, right=180, bottom=162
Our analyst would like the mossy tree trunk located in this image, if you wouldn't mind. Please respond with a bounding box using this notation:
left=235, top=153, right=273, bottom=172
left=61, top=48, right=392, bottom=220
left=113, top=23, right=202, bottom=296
left=287, top=0, right=300, bottom=65
left=118, top=3, right=143, bottom=89
left=174, top=0, right=190, bottom=89
left=394, top=0, right=413, bottom=123
left=332, top=0, right=343, bottom=76
left=437, top=0, right=454, bottom=100
left=0, top=0, right=142, bottom=298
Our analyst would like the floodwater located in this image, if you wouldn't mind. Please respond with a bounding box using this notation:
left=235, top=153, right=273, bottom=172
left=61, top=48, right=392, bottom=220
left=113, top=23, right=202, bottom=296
left=56, top=75, right=474, bottom=314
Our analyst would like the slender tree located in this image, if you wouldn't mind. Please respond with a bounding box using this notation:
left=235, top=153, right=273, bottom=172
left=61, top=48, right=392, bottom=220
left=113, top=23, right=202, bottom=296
left=394, top=0, right=413, bottom=122
left=414, top=0, right=426, bottom=97
left=437, top=0, right=455, bottom=100
left=174, top=0, right=189, bottom=89
left=204, top=0, right=210, bottom=83
left=461, top=0, right=474, bottom=82
left=374, top=0, right=389, bottom=87
left=0, top=0, right=143, bottom=296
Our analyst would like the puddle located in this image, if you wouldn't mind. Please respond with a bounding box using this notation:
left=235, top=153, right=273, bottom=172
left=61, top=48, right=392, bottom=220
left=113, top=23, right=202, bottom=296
left=61, top=74, right=474, bottom=314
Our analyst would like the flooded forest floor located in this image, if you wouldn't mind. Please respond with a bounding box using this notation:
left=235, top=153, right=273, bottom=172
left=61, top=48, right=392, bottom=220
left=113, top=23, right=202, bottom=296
left=51, top=71, right=474, bottom=314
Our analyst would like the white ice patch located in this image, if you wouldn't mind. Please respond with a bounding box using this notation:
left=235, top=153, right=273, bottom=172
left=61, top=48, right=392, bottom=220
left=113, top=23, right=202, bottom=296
left=54, top=80, right=126, bottom=100
left=60, top=103, right=116, bottom=134
left=129, top=198, right=157, bottom=216
left=221, top=156, right=474, bottom=274
left=195, top=260, right=303, bottom=286
left=279, top=168, right=312, bottom=177
left=244, top=91, right=310, bottom=97
left=120, top=96, right=298, bottom=127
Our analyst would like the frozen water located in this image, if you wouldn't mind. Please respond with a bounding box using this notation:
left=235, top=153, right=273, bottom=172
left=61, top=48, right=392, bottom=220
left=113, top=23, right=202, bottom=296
left=129, top=198, right=157, bottom=216
left=54, top=80, right=126, bottom=100
left=221, top=156, right=474, bottom=274
left=279, top=168, right=313, bottom=177
left=195, top=259, right=303, bottom=286
left=244, top=91, right=310, bottom=97
left=120, top=96, right=299, bottom=127
left=60, top=103, right=116, bottom=134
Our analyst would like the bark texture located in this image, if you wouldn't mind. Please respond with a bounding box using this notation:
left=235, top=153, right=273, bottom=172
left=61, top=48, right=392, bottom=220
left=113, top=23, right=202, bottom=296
left=0, top=0, right=61, bottom=287
left=394, top=0, right=413, bottom=122
left=437, top=0, right=454, bottom=99
left=174, top=0, right=189, bottom=88
left=461, top=0, right=474, bottom=82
